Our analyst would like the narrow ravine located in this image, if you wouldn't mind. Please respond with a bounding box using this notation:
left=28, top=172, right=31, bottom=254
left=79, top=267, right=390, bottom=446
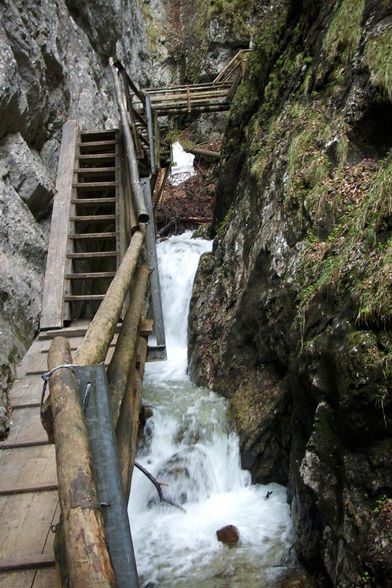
left=129, top=232, right=295, bottom=587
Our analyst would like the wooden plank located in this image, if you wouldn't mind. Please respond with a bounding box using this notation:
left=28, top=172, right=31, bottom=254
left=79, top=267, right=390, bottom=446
left=32, top=567, right=58, bottom=587
left=3, top=376, right=43, bottom=408
left=74, top=167, right=119, bottom=174
left=73, top=181, right=118, bottom=189
left=67, top=250, right=117, bottom=259
left=68, top=232, right=117, bottom=239
left=0, top=446, right=56, bottom=491
left=0, top=491, right=58, bottom=558
left=0, top=408, right=48, bottom=448
left=77, top=153, right=116, bottom=162
left=64, top=294, right=105, bottom=301
left=0, top=569, right=35, bottom=586
left=40, top=120, right=78, bottom=330
left=66, top=272, right=116, bottom=279
left=71, top=197, right=116, bottom=204
left=70, top=214, right=116, bottom=221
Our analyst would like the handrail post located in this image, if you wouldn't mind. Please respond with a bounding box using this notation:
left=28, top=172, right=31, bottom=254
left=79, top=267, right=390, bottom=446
left=109, top=58, right=148, bottom=223
left=141, top=178, right=166, bottom=355
left=145, top=94, right=156, bottom=176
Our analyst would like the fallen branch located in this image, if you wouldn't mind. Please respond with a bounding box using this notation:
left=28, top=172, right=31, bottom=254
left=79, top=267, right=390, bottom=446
left=134, top=462, right=186, bottom=513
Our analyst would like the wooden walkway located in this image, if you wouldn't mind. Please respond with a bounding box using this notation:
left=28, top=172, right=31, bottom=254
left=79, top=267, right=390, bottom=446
left=0, top=320, right=151, bottom=586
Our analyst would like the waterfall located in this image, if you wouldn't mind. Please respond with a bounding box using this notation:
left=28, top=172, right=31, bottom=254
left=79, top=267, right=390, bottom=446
left=129, top=232, right=295, bottom=587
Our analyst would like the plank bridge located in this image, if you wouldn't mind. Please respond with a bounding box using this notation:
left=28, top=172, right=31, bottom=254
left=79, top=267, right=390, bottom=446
left=0, top=50, right=249, bottom=587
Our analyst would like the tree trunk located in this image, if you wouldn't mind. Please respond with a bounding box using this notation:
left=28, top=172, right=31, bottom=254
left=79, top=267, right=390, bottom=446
left=48, top=337, right=117, bottom=587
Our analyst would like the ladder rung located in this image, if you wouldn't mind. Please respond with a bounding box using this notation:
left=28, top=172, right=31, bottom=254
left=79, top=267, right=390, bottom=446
left=78, top=140, right=117, bottom=147
left=67, top=251, right=117, bottom=259
left=75, top=167, right=119, bottom=174
left=68, top=232, right=117, bottom=239
left=77, top=154, right=116, bottom=162
left=66, top=272, right=116, bottom=279
left=73, top=181, right=118, bottom=189
left=71, top=198, right=116, bottom=204
left=64, top=295, right=105, bottom=301
left=70, top=214, right=116, bottom=221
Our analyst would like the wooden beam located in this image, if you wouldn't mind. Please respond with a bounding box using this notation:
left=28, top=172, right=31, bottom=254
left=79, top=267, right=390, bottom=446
left=48, top=338, right=117, bottom=587
left=40, top=120, right=78, bottom=330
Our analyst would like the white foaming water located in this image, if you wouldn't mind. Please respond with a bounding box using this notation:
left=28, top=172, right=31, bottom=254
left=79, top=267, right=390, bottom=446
left=129, top=232, right=295, bottom=587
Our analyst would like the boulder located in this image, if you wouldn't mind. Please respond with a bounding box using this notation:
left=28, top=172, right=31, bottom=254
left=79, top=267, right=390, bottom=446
left=216, top=524, right=240, bottom=546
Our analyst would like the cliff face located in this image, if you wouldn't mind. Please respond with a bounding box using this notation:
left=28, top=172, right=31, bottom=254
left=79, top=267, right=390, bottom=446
left=0, top=0, right=150, bottom=436
left=189, top=0, right=392, bottom=585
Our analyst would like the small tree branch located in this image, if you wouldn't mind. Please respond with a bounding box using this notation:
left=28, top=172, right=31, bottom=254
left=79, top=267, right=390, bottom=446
left=134, top=462, right=186, bottom=513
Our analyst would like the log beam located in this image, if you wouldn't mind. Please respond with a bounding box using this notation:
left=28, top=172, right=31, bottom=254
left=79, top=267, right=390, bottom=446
left=48, top=337, right=117, bottom=587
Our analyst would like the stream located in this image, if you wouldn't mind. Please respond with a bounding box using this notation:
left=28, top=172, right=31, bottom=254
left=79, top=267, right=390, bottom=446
left=129, top=232, right=295, bottom=587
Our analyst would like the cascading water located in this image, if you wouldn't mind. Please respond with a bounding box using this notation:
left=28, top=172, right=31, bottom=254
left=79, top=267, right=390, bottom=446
left=129, top=232, right=296, bottom=587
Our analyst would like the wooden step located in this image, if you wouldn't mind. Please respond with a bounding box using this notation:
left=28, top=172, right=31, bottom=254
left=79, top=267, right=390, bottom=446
left=77, top=154, right=117, bottom=163
left=64, top=294, right=105, bottom=301
left=71, top=197, right=116, bottom=205
left=68, top=232, right=117, bottom=239
left=80, top=128, right=118, bottom=141
left=67, top=251, right=117, bottom=259
left=66, top=272, right=116, bottom=279
left=70, top=214, right=116, bottom=222
left=78, top=140, right=117, bottom=152
left=73, top=181, right=118, bottom=189
left=74, top=167, right=119, bottom=174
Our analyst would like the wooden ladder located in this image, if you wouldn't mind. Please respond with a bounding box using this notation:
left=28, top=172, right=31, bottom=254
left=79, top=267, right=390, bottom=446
left=64, top=128, right=121, bottom=322
left=40, top=124, right=122, bottom=330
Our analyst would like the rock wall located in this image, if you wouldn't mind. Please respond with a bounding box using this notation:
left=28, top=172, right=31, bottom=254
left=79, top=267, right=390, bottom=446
left=0, top=0, right=150, bottom=436
left=189, top=0, right=392, bottom=585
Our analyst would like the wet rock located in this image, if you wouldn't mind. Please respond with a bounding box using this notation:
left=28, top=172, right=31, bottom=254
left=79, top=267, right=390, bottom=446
left=216, top=524, right=240, bottom=546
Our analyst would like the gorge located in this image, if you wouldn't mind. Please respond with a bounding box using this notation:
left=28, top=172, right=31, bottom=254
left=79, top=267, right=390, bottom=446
left=1, top=1, right=392, bottom=586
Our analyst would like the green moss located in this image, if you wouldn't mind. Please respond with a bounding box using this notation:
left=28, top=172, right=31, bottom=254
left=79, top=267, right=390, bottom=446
left=323, top=0, right=365, bottom=65
left=366, top=26, right=392, bottom=100
left=209, top=0, right=255, bottom=36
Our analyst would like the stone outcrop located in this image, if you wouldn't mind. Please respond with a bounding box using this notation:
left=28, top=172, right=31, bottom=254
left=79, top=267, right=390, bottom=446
left=0, top=0, right=150, bottom=436
left=189, top=0, right=392, bottom=585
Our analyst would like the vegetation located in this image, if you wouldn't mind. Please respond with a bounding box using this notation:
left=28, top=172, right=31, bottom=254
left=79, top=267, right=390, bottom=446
left=366, top=26, right=392, bottom=100
left=323, top=0, right=365, bottom=65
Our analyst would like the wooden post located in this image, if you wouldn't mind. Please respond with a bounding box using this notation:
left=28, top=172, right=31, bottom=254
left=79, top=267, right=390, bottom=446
left=109, top=58, right=148, bottom=223
left=116, top=337, right=147, bottom=500
left=74, top=228, right=145, bottom=366
left=145, top=94, right=156, bottom=176
left=141, top=179, right=166, bottom=353
left=48, top=337, right=117, bottom=587
left=106, top=265, right=150, bottom=426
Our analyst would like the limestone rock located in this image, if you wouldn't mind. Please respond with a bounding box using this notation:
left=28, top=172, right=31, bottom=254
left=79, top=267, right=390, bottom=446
left=216, top=524, right=240, bottom=546
left=0, top=133, right=54, bottom=218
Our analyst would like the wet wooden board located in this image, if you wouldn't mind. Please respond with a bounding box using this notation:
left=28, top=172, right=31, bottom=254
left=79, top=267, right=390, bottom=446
left=0, top=446, right=56, bottom=492
left=0, top=408, right=48, bottom=448
left=0, top=491, right=58, bottom=559
left=32, top=568, right=58, bottom=587
left=8, top=375, right=43, bottom=407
